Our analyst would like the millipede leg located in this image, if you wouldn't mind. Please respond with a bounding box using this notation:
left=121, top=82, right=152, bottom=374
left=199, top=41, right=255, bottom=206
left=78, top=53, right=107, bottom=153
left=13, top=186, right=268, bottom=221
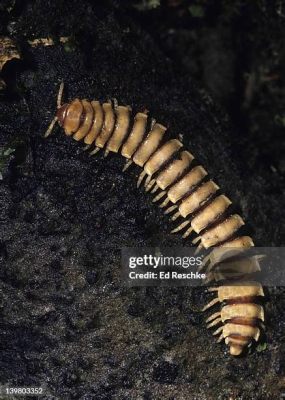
left=203, top=251, right=226, bottom=273
left=182, top=226, right=193, bottom=238
left=164, top=204, right=178, bottom=215
left=206, top=311, right=220, bottom=323
left=192, top=236, right=201, bottom=245
left=145, top=179, right=156, bottom=192
left=171, top=211, right=181, bottom=221
left=207, top=317, right=222, bottom=329
left=151, top=184, right=159, bottom=194
left=171, top=220, right=191, bottom=233
left=123, top=159, right=133, bottom=172
left=152, top=191, right=166, bottom=203
left=104, top=149, right=110, bottom=157
left=197, top=264, right=204, bottom=272
left=202, top=297, right=219, bottom=311
left=192, top=235, right=204, bottom=254
left=198, top=254, right=211, bottom=272
left=113, top=98, right=119, bottom=109
left=197, top=263, right=205, bottom=273
left=144, top=175, right=152, bottom=188
left=159, top=198, right=170, bottom=208
left=44, top=117, right=58, bottom=138
left=217, top=333, right=224, bottom=343
left=208, top=287, right=219, bottom=292
left=194, top=242, right=204, bottom=255
left=213, top=326, right=223, bottom=336
left=90, top=147, right=100, bottom=156
left=83, top=144, right=91, bottom=151
left=150, top=118, right=156, bottom=129
left=137, top=170, right=147, bottom=188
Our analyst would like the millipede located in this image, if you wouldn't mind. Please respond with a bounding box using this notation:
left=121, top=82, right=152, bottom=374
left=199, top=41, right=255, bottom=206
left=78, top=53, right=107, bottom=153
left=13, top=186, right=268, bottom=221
left=44, top=82, right=265, bottom=356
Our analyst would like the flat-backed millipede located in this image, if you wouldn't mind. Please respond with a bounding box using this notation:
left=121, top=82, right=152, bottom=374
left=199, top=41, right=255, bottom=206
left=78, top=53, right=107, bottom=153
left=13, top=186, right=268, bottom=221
left=45, top=83, right=265, bottom=356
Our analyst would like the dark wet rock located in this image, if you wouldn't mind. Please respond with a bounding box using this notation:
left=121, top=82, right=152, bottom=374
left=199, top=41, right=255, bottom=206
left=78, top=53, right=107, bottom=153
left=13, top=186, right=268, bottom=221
left=0, top=1, right=284, bottom=399
left=274, top=351, right=285, bottom=375
left=152, top=361, right=179, bottom=384
left=127, top=301, right=146, bottom=318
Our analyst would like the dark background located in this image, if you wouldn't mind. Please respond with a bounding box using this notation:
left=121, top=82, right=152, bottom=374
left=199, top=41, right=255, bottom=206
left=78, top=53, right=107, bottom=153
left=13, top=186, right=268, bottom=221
left=0, top=1, right=284, bottom=399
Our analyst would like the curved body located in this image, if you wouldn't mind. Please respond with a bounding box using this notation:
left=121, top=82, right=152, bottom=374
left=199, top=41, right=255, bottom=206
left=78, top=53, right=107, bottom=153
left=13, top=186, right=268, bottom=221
left=46, top=87, right=265, bottom=356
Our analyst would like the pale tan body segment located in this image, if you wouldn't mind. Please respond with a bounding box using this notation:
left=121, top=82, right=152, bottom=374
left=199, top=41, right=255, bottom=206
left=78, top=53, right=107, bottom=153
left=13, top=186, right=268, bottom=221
left=73, top=99, right=94, bottom=141
left=191, top=195, right=232, bottom=233
left=121, top=112, right=148, bottom=159
left=196, top=214, right=245, bottom=249
left=177, top=180, right=220, bottom=218
left=44, top=83, right=265, bottom=356
left=151, top=150, right=194, bottom=202
left=205, top=255, right=261, bottom=283
left=143, top=139, right=183, bottom=189
left=204, top=283, right=264, bottom=355
left=84, top=100, right=104, bottom=145
left=94, top=102, right=116, bottom=150
left=63, top=99, right=83, bottom=135
left=144, top=139, right=183, bottom=176
left=200, top=235, right=255, bottom=272
left=106, top=105, right=131, bottom=154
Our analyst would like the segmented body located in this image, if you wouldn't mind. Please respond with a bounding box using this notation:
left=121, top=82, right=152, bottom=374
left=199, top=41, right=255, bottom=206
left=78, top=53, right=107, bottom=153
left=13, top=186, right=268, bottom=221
left=45, top=84, right=265, bottom=356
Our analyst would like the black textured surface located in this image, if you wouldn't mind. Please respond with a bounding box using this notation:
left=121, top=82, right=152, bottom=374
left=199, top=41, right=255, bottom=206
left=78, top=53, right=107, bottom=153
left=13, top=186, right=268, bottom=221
left=0, top=1, right=285, bottom=399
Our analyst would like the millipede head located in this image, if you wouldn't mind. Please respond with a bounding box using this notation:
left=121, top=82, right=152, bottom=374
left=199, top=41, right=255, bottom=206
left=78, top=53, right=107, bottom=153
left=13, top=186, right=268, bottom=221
left=56, top=103, right=68, bottom=127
